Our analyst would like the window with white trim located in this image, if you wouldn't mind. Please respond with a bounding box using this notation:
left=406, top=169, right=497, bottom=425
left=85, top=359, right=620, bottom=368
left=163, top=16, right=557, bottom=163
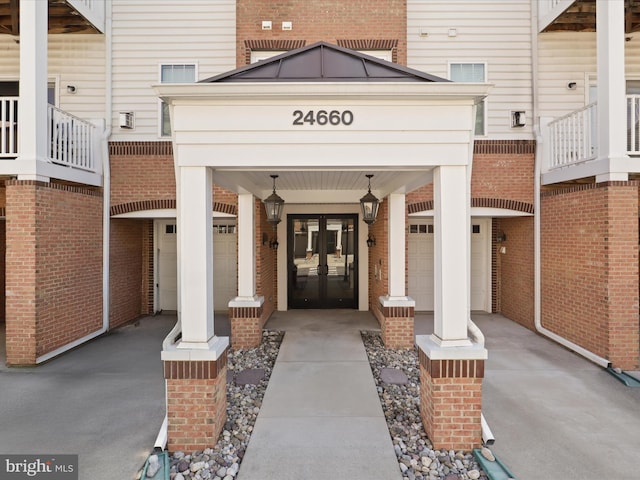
left=250, top=51, right=286, bottom=63
left=449, top=63, right=487, bottom=136
left=159, top=64, right=196, bottom=137
left=358, top=50, right=393, bottom=62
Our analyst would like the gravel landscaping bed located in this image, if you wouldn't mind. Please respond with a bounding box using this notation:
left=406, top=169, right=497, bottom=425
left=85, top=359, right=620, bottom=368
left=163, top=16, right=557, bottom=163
left=161, top=330, right=284, bottom=480
left=361, top=331, right=488, bottom=480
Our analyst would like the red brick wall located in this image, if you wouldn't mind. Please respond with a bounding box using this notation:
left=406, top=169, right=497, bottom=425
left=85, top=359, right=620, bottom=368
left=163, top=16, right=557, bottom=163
left=0, top=219, right=5, bottom=323
left=5, top=181, right=103, bottom=365
left=141, top=220, right=154, bottom=315
left=495, top=216, right=534, bottom=329
left=256, top=198, right=276, bottom=317
left=407, top=144, right=535, bottom=209
left=236, top=0, right=407, bottom=66
left=368, top=199, right=389, bottom=311
left=541, top=183, right=639, bottom=369
left=419, top=354, right=484, bottom=450
left=110, top=219, right=144, bottom=329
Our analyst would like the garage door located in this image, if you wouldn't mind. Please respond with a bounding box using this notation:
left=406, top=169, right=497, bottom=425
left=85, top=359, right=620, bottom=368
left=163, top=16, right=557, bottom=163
left=156, top=219, right=237, bottom=312
left=408, top=218, right=490, bottom=312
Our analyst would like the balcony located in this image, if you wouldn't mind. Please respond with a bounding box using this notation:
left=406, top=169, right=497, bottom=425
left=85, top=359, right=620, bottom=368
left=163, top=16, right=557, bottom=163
left=542, top=95, right=640, bottom=183
left=538, top=0, right=640, bottom=34
left=1, top=97, right=101, bottom=175
left=0, top=0, right=105, bottom=35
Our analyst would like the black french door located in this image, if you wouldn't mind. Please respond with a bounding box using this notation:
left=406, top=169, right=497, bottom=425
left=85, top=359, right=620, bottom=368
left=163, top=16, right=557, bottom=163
left=287, top=214, right=358, bottom=309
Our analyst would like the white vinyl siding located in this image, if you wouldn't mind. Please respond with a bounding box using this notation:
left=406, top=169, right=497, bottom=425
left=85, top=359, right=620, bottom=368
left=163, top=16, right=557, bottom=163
left=407, top=0, right=533, bottom=139
left=449, top=63, right=487, bottom=136
left=111, top=0, right=235, bottom=140
left=0, top=34, right=106, bottom=121
left=160, top=64, right=197, bottom=137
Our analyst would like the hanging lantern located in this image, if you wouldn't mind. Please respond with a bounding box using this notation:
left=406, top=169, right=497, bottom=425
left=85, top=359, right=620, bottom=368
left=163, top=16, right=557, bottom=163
left=264, top=174, right=285, bottom=226
left=360, top=174, right=379, bottom=225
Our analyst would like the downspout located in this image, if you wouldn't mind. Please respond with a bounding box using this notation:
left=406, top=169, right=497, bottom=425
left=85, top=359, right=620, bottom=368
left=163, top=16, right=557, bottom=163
left=35, top=0, right=112, bottom=364
left=531, top=0, right=610, bottom=369
left=102, top=0, right=113, bottom=334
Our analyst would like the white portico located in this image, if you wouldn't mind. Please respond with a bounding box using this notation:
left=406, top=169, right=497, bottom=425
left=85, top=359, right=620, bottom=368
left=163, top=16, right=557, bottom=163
left=155, top=43, right=491, bottom=452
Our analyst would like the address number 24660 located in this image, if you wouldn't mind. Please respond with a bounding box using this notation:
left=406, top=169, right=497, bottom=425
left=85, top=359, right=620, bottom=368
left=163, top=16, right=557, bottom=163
left=292, top=110, right=354, bottom=126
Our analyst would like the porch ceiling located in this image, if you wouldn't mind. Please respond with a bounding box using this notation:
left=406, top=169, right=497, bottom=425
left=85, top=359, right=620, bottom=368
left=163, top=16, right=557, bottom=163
left=212, top=169, right=434, bottom=203
left=542, top=0, right=640, bottom=33
left=0, top=0, right=100, bottom=35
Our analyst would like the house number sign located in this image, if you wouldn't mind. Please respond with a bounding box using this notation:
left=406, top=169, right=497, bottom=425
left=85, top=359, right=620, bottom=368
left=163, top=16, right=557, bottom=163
left=292, top=110, right=354, bottom=126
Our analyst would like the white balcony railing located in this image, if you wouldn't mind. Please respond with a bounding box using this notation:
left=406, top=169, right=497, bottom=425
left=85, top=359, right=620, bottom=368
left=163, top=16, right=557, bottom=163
left=0, top=97, right=18, bottom=158
left=548, top=95, right=640, bottom=170
left=1, top=97, right=99, bottom=173
left=548, top=102, right=597, bottom=169
left=48, top=104, right=97, bottom=172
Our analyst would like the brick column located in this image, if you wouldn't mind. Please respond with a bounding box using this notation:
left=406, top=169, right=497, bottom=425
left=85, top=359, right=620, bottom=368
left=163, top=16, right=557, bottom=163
left=229, top=305, right=264, bottom=349
left=416, top=335, right=487, bottom=451
left=375, top=302, right=415, bottom=348
left=163, top=351, right=228, bottom=453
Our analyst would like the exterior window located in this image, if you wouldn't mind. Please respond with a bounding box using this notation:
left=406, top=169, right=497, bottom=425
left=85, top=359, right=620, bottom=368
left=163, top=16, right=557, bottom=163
left=160, top=64, right=196, bottom=137
left=358, top=50, right=393, bottom=62
left=250, top=51, right=286, bottom=63
left=449, top=63, right=487, bottom=136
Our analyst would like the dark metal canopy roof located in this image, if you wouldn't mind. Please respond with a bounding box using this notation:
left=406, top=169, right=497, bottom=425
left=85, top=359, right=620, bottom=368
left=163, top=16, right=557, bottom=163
left=201, top=41, right=449, bottom=83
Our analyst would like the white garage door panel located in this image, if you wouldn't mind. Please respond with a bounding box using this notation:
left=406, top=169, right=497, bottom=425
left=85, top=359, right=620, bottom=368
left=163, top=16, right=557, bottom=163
left=408, top=218, right=490, bottom=312
left=157, top=220, right=237, bottom=313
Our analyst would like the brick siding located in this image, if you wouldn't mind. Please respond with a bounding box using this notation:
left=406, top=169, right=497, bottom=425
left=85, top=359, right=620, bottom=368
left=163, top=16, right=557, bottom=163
left=109, top=219, right=144, bottom=329
left=5, top=181, right=102, bottom=365
left=164, top=351, right=228, bottom=453
left=541, top=182, right=639, bottom=369
left=237, top=0, right=407, bottom=67
left=419, top=351, right=484, bottom=450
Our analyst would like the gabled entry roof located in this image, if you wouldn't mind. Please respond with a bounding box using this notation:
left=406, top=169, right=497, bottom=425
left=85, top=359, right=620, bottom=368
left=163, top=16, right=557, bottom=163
left=201, top=41, right=450, bottom=83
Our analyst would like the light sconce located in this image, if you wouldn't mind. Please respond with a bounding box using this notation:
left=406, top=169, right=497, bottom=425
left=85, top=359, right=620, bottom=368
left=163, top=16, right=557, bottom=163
left=66, top=85, right=77, bottom=94
left=264, top=174, right=285, bottom=226
left=367, top=234, right=376, bottom=248
left=270, top=238, right=279, bottom=250
left=495, top=230, right=507, bottom=243
left=360, top=174, right=379, bottom=226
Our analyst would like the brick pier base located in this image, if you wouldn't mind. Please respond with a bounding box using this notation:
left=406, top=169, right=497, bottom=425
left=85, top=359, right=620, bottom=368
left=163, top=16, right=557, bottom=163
left=374, top=300, right=415, bottom=348
left=229, top=305, right=264, bottom=349
left=418, top=348, right=484, bottom=451
left=163, top=351, right=228, bottom=453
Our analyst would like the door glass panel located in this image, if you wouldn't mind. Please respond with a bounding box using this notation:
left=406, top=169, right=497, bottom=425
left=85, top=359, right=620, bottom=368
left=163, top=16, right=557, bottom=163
left=290, top=218, right=321, bottom=307
left=325, top=217, right=355, bottom=307
left=288, top=215, right=357, bottom=308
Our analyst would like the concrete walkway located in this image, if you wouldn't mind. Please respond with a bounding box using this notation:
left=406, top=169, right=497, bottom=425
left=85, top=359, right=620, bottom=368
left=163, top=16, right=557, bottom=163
left=417, top=312, right=640, bottom=480
left=238, top=310, right=402, bottom=480
left=0, top=316, right=174, bottom=480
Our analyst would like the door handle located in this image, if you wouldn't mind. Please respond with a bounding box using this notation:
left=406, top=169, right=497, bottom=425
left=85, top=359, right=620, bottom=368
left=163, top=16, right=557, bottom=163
left=324, top=264, right=329, bottom=275
left=317, top=265, right=323, bottom=275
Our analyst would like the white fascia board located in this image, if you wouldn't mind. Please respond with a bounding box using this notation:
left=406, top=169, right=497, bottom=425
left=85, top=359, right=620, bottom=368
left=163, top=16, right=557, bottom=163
left=0, top=159, right=103, bottom=186
left=409, top=208, right=533, bottom=218
left=154, top=82, right=493, bottom=104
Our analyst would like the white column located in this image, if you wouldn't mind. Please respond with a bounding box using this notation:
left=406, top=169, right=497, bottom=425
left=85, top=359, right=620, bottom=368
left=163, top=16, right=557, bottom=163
left=231, top=193, right=262, bottom=305
left=177, top=166, right=214, bottom=348
left=387, top=193, right=407, bottom=298
left=596, top=0, right=629, bottom=182
left=432, top=166, right=472, bottom=347
left=17, top=0, right=49, bottom=181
